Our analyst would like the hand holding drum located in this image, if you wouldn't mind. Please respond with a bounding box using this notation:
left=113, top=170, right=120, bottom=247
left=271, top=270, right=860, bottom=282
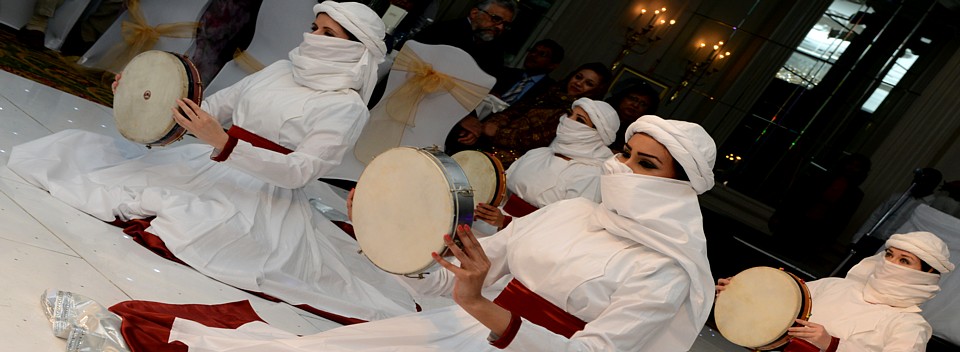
left=713, top=266, right=812, bottom=350
left=112, top=50, right=204, bottom=147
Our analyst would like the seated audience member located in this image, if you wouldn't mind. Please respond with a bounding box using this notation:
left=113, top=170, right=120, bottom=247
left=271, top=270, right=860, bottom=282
left=605, top=81, right=661, bottom=152
left=474, top=97, right=618, bottom=231
left=189, top=0, right=265, bottom=85
left=491, top=39, right=565, bottom=105
left=449, top=62, right=613, bottom=168
left=412, top=0, right=517, bottom=77
left=110, top=115, right=719, bottom=351
left=717, top=231, right=952, bottom=352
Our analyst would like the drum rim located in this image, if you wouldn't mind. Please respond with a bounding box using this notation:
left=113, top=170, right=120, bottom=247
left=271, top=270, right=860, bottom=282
left=452, top=150, right=507, bottom=207
left=113, top=50, right=202, bottom=147
left=715, top=266, right=812, bottom=350
left=354, top=147, right=474, bottom=276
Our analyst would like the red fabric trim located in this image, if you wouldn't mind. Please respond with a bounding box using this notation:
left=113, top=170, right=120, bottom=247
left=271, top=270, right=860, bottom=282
left=501, top=215, right=513, bottom=229
left=210, top=135, right=239, bottom=162
left=226, top=125, right=294, bottom=155
left=784, top=338, right=823, bottom=352
left=106, top=218, right=371, bottom=326
left=109, top=217, right=185, bottom=265
left=826, top=336, right=840, bottom=352
left=489, top=313, right=523, bottom=349
left=502, top=194, right=538, bottom=218
left=109, top=300, right=264, bottom=352
left=493, top=279, right=585, bottom=339
left=332, top=220, right=356, bottom=240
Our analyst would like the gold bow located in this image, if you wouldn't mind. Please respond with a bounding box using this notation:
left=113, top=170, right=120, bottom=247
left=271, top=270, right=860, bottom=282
left=233, top=49, right=266, bottom=74
left=101, top=0, right=199, bottom=72
left=384, top=49, right=488, bottom=127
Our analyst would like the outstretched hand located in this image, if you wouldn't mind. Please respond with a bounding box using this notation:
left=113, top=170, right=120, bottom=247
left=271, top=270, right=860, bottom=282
left=172, top=98, right=229, bottom=150
left=432, top=224, right=490, bottom=307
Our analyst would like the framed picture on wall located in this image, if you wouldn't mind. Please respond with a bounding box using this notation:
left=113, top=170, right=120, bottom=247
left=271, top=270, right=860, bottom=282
left=608, top=66, right=670, bottom=99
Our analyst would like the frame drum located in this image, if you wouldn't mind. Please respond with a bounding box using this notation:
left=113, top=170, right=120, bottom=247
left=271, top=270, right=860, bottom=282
left=352, top=147, right=474, bottom=276
left=113, top=50, right=202, bottom=147
left=714, top=266, right=812, bottom=350
left=452, top=150, right=507, bottom=208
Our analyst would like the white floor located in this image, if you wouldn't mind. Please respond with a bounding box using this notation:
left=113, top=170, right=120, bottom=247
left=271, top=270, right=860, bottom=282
left=0, top=69, right=745, bottom=351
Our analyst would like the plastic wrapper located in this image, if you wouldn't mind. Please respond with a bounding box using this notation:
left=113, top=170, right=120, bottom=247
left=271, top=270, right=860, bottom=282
left=41, top=289, right=130, bottom=352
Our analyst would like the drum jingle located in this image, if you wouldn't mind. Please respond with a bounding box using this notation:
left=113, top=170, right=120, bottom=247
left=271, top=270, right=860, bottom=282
left=714, top=266, right=813, bottom=350
left=452, top=150, right=507, bottom=208
left=113, top=50, right=203, bottom=147
left=352, top=147, right=474, bottom=277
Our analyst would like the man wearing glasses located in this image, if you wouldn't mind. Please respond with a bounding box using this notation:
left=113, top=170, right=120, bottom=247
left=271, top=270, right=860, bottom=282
left=413, top=0, right=518, bottom=77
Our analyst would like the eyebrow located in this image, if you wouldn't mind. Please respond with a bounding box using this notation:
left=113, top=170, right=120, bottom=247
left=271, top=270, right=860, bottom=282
left=623, top=145, right=663, bottom=164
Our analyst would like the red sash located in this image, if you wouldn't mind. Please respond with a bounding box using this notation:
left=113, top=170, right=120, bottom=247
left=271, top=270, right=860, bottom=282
left=493, top=279, right=586, bottom=338
left=213, top=126, right=293, bottom=161
left=502, top=194, right=539, bottom=218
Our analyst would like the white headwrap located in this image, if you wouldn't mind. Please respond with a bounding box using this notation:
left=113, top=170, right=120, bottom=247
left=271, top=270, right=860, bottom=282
left=288, top=2, right=386, bottom=103
left=844, top=231, right=951, bottom=311
left=549, top=98, right=618, bottom=165
left=590, top=173, right=713, bottom=343
left=625, top=115, right=716, bottom=194
left=887, top=231, right=954, bottom=273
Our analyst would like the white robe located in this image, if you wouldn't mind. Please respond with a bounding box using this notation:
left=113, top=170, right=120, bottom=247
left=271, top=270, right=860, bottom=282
left=505, top=147, right=602, bottom=208
left=167, top=197, right=697, bottom=351
left=7, top=61, right=416, bottom=321
left=806, top=278, right=932, bottom=351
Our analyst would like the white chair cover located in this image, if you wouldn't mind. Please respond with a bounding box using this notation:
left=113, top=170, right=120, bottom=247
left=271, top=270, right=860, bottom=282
left=44, top=0, right=91, bottom=50
left=203, top=0, right=316, bottom=96
left=324, top=40, right=496, bottom=182
left=0, top=0, right=91, bottom=51
left=897, top=204, right=960, bottom=345
left=77, top=0, right=210, bottom=70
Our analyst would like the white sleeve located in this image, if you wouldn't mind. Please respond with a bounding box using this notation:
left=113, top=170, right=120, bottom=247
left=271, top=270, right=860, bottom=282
left=398, top=219, right=515, bottom=298
left=501, top=258, right=690, bottom=351
left=202, top=65, right=280, bottom=127
left=879, top=314, right=931, bottom=352
left=559, top=165, right=602, bottom=203
left=222, top=96, right=369, bottom=189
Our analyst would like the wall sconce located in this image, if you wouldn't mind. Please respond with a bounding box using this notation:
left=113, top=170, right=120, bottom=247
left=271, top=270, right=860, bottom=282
left=667, top=40, right=731, bottom=103
left=610, top=6, right=677, bottom=72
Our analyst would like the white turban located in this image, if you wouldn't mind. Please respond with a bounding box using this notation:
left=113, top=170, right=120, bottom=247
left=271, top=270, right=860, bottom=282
left=625, top=115, right=716, bottom=194
left=572, top=98, right=619, bottom=146
left=314, top=2, right=387, bottom=58
left=887, top=231, right=954, bottom=273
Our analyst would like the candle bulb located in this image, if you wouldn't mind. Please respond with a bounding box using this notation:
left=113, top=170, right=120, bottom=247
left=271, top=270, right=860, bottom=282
left=633, top=8, right=646, bottom=28
left=649, top=9, right=660, bottom=26
left=693, top=42, right=705, bottom=61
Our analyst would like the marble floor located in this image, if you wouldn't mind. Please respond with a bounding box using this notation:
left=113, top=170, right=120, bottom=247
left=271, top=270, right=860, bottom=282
left=0, top=69, right=745, bottom=351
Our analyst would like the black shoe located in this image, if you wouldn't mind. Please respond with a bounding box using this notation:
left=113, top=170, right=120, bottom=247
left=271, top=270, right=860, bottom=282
left=16, top=28, right=46, bottom=50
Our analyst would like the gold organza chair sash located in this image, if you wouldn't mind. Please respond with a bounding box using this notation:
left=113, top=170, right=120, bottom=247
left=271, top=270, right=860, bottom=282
left=384, top=49, right=488, bottom=127
left=233, top=49, right=266, bottom=74
left=101, top=0, right=199, bottom=72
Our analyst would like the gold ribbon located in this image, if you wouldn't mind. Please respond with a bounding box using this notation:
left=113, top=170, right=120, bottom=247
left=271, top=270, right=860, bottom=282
left=232, top=49, right=266, bottom=74
left=384, top=48, right=488, bottom=127
left=101, top=0, right=199, bottom=72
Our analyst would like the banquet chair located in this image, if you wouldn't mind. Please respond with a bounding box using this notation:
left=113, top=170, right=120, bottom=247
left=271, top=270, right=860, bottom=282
left=322, top=40, right=496, bottom=185
left=203, top=0, right=315, bottom=96
left=0, top=0, right=91, bottom=51
left=77, top=0, right=211, bottom=72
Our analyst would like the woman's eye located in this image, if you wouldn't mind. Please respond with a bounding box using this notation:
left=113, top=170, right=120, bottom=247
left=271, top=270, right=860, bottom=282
left=640, top=161, right=657, bottom=169
left=620, top=151, right=630, bottom=158
left=311, top=24, right=318, bottom=31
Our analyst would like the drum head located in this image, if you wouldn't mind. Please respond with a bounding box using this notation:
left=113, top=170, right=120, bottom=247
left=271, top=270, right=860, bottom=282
left=353, top=147, right=457, bottom=275
left=714, top=266, right=804, bottom=349
left=452, top=150, right=500, bottom=207
left=113, top=51, right=188, bottom=144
